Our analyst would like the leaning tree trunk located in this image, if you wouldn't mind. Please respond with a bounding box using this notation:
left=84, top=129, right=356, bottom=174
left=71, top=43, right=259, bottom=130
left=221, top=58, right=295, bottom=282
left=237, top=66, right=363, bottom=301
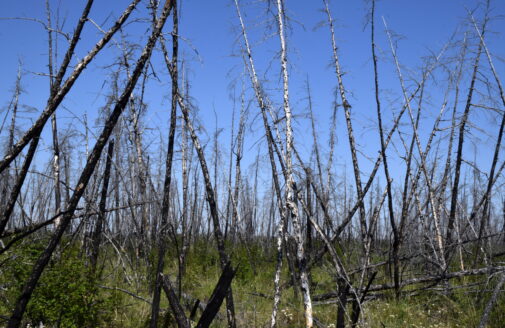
left=6, top=2, right=174, bottom=326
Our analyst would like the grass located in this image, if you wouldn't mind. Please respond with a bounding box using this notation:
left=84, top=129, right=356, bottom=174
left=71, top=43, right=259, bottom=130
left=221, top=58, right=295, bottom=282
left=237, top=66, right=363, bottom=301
left=1, top=235, right=504, bottom=327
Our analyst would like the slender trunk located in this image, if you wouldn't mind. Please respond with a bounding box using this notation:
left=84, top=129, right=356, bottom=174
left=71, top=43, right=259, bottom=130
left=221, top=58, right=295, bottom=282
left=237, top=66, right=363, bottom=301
left=447, top=8, right=487, bottom=247
left=370, top=0, right=399, bottom=296
left=225, top=95, right=236, bottom=240
left=46, top=0, right=62, bottom=227
left=441, top=33, right=467, bottom=265
left=150, top=1, right=179, bottom=325
left=90, top=140, right=115, bottom=273
left=178, top=63, right=191, bottom=299
left=306, top=79, right=323, bottom=188
left=0, top=65, right=21, bottom=220
left=323, top=0, right=367, bottom=243
left=276, top=1, right=312, bottom=326
left=231, top=88, right=247, bottom=243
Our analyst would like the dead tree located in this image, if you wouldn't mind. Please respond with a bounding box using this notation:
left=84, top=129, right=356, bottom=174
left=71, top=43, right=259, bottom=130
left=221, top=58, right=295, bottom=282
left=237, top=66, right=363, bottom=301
left=470, top=8, right=505, bottom=263
left=446, top=2, right=488, bottom=249
left=150, top=0, right=180, bottom=325
left=90, top=140, right=115, bottom=273
left=233, top=1, right=291, bottom=325
left=323, top=0, right=367, bottom=244
left=45, top=0, right=62, bottom=227
left=276, top=1, right=313, bottom=326
left=160, top=28, right=238, bottom=325
left=6, top=2, right=174, bottom=326
left=0, top=0, right=141, bottom=237
left=369, top=0, right=400, bottom=297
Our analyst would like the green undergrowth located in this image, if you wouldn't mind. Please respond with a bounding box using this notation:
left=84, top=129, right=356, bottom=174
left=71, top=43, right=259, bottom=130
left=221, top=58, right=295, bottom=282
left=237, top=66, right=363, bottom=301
left=1, top=235, right=504, bottom=327
left=0, top=237, right=121, bottom=327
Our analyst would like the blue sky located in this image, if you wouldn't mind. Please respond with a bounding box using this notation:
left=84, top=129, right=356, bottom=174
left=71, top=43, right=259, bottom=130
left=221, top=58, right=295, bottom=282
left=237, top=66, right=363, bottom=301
left=0, top=0, right=504, bottom=194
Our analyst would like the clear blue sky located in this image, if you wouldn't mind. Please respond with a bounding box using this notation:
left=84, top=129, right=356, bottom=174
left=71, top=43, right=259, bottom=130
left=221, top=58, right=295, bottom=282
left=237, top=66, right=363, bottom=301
left=0, top=0, right=504, bottom=191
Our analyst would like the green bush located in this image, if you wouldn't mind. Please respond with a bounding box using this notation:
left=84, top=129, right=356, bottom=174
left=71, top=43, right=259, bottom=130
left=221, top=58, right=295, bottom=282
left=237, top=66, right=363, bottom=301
left=1, top=240, right=119, bottom=328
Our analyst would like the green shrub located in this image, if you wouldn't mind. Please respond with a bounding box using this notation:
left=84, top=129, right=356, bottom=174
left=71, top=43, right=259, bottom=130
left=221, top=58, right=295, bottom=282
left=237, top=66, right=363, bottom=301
left=1, top=240, right=119, bottom=327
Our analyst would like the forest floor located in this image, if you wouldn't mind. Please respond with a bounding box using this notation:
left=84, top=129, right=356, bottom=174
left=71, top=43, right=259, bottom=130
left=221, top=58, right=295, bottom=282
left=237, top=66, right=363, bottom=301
left=1, top=235, right=504, bottom=327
